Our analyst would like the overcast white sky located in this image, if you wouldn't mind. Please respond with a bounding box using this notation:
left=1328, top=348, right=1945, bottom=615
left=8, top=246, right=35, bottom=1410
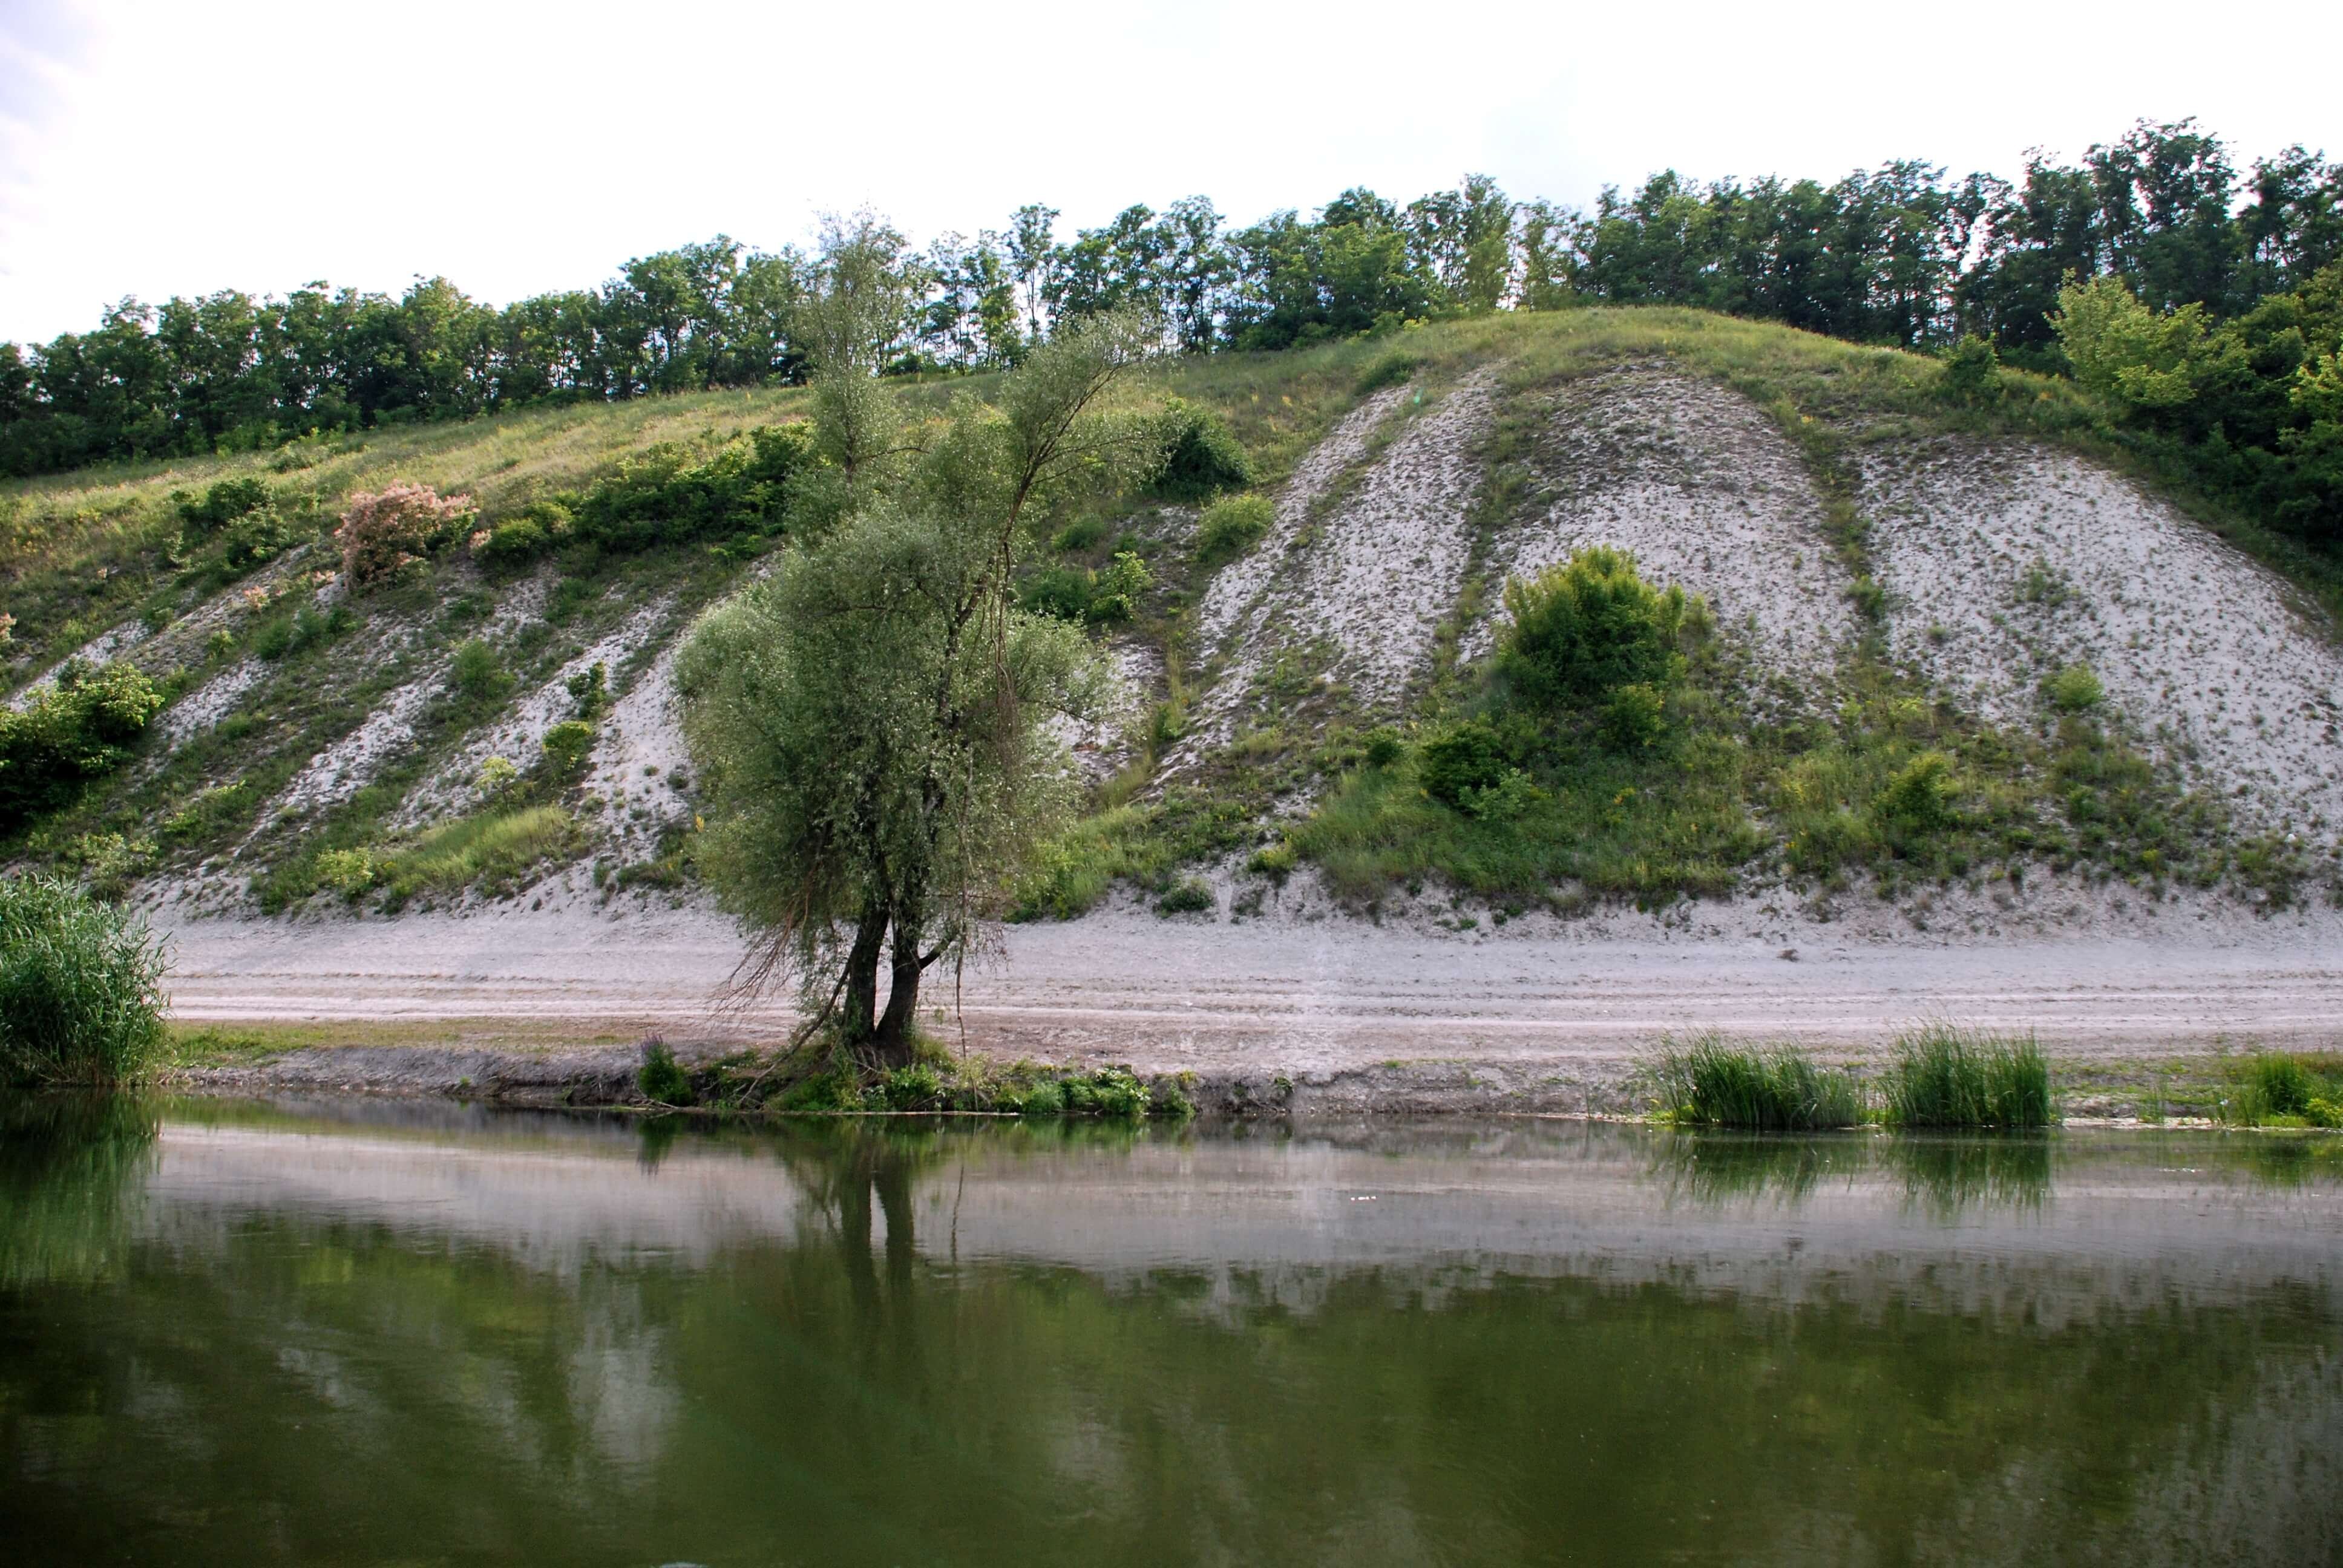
left=2, top=0, right=2338, bottom=342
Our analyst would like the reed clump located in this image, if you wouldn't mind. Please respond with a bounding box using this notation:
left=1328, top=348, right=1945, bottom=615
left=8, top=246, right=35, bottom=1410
left=1651, top=1034, right=1864, bottom=1131
left=1881, top=1025, right=2055, bottom=1129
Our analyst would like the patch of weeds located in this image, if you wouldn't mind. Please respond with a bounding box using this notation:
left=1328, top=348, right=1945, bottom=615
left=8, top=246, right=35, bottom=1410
left=1195, top=494, right=1274, bottom=566
left=2215, top=1053, right=2343, bottom=1128
left=637, top=1038, right=693, bottom=1106
left=1881, top=1025, right=2055, bottom=1129
left=1155, top=877, right=1215, bottom=917
left=1650, top=1033, right=1865, bottom=1129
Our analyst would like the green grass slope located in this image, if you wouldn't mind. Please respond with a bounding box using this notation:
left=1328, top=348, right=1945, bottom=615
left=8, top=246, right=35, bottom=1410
left=5, top=308, right=2339, bottom=922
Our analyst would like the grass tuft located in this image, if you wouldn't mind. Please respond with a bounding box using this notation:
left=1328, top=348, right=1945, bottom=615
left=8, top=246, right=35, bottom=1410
left=1881, top=1025, right=2055, bottom=1128
left=1651, top=1034, right=1864, bottom=1130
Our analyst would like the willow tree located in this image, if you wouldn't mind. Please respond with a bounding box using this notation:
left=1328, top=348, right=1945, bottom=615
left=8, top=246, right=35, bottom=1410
left=678, top=309, right=1161, bottom=1063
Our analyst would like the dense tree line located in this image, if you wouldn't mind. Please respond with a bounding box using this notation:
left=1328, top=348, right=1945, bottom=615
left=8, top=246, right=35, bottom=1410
left=4, top=119, right=2340, bottom=542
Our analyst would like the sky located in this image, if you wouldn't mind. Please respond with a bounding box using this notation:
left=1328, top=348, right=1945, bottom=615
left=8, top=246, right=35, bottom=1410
left=2, top=0, right=2339, bottom=343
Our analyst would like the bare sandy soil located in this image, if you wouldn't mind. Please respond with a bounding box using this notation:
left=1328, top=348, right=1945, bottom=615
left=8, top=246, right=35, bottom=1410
left=157, top=883, right=2343, bottom=1113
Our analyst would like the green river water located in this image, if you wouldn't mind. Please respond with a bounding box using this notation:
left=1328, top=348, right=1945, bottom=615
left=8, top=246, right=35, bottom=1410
left=2, top=1097, right=2339, bottom=1566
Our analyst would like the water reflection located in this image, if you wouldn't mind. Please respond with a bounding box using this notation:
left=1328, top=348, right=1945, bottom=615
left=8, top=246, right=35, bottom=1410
left=1645, top=1129, right=2055, bottom=1217
left=0, top=1095, right=157, bottom=1288
left=1, top=1102, right=2338, bottom=1567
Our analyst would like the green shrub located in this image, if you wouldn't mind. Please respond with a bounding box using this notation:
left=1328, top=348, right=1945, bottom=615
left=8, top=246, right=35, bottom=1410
left=0, top=877, right=169, bottom=1088
left=1147, top=400, right=1255, bottom=501
left=1196, top=494, right=1274, bottom=564
left=1020, top=566, right=1094, bottom=621
left=450, top=639, right=509, bottom=704
left=1599, top=681, right=1668, bottom=751
left=2045, top=664, right=2104, bottom=713
left=1087, top=550, right=1153, bottom=624
left=637, top=1039, right=693, bottom=1106
left=1651, top=1036, right=1864, bottom=1129
left=1018, top=1079, right=1066, bottom=1117
left=1062, top=1067, right=1151, bottom=1120
left=473, top=516, right=552, bottom=567
left=880, top=1063, right=943, bottom=1110
left=1155, top=877, right=1214, bottom=916
left=175, top=476, right=273, bottom=536
left=569, top=424, right=808, bottom=552
left=540, top=720, right=597, bottom=777
left=1362, top=727, right=1406, bottom=768
left=1458, top=768, right=1543, bottom=822
left=1498, top=547, right=1688, bottom=712
left=1937, top=334, right=2002, bottom=409
left=566, top=661, right=609, bottom=720
left=1881, top=1026, right=2055, bottom=1128
left=220, top=506, right=301, bottom=569
left=315, top=848, right=377, bottom=896
left=0, top=662, right=167, bottom=834
left=1873, top=751, right=1960, bottom=832
left=1418, top=720, right=1510, bottom=809
left=1051, top=515, right=1107, bottom=553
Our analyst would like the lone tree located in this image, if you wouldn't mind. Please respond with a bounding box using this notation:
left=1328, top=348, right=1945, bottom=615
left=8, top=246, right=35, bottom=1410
left=679, top=289, right=1161, bottom=1065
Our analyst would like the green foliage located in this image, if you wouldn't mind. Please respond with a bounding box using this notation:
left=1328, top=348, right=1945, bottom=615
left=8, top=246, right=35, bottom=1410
left=1418, top=721, right=1510, bottom=808
left=879, top=1063, right=943, bottom=1110
left=2044, top=664, right=2104, bottom=713
left=175, top=477, right=274, bottom=535
left=1050, top=515, right=1107, bottom=553
left=0, top=876, right=169, bottom=1088
left=1881, top=1027, right=2055, bottom=1129
left=1497, top=546, right=1689, bottom=714
left=1873, top=751, right=1960, bottom=833
left=1154, top=878, right=1214, bottom=916
left=472, top=501, right=572, bottom=567
left=540, top=720, right=597, bottom=777
left=2217, top=1053, right=2343, bottom=1128
left=568, top=423, right=809, bottom=552
left=1359, top=727, right=1405, bottom=769
left=678, top=312, right=1156, bottom=1062
left=1355, top=350, right=1420, bottom=395
left=1936, top=335, right=2003, bottom=408
left=1195, top=494, right=1274, bottom=565
left=637, top=1039, right=693, bottom=1106
left=1247, top=840, right=1297, bottom=881
left=1018, top=1079, right=1066, bottom=1117
left=2053, top=277, right=2209, bottom=411
left=370, top=806, right=578, bottom=902
left=1599, top=682, right=1668, bottom=751
left=566, top=661, right=609, bottom=720
left=1651, top=1036, right=1864, bottom=1130
left=1146, top=400, right=1255, bottom=501
left=0, top=662, right=167, bottom=834
left=448, top=639, right=509, bottom=704
left=1087, top=549, right=1152, bottom=624
left=251, top=603, right=345, bottom=661
left=1061, top=1066, right=1151, bottom=1120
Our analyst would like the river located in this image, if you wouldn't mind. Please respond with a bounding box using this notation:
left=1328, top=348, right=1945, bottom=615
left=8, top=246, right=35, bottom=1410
left=3, top=1098, right=2339, bottom=1565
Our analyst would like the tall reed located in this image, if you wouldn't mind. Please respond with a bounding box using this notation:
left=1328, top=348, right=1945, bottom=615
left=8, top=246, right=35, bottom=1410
left=1651, top=1034, right=1864, bottom=1131
left=1881, top=1025, right=2054, bottom=1129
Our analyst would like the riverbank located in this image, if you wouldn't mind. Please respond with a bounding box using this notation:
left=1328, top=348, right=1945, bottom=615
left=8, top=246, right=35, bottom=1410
left=153, top=887, right=2343, bottom=1118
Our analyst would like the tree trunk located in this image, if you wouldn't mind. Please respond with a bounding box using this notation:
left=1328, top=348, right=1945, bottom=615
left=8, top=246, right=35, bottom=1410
left=839, top=905, right=887, bottom=1043
left=871, top=907, right=926, bottom=1065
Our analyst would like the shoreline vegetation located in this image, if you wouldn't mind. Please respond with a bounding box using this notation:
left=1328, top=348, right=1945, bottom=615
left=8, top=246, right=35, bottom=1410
left=157, top=1016, right=2343, bottom=1132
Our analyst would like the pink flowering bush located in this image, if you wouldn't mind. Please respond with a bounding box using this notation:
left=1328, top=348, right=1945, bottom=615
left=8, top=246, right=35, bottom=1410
left=336, top=484, right=476, bottom=587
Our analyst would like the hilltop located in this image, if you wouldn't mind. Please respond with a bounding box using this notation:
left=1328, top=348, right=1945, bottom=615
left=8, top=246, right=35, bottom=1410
left=7, top=307, right=2343, bottom=1099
